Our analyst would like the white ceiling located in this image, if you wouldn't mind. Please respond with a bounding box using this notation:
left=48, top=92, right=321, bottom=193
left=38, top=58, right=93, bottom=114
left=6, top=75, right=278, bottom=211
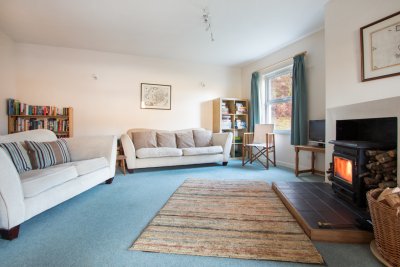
left=0, top=0, right=328, bottom=67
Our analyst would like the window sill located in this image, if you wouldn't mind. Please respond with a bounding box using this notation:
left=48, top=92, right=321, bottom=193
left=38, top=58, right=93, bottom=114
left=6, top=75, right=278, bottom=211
left=274, top=130, right=291, bottom=135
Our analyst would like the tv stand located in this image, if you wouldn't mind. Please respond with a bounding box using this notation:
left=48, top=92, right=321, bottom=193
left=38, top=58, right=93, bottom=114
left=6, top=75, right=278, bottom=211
left=294, top=145, right=325, bottom=177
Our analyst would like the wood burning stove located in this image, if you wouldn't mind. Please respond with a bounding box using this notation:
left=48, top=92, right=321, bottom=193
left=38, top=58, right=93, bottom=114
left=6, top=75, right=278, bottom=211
left=329, top=117, right=397, bottom=208
left=329, top=140, right=393, bottom=208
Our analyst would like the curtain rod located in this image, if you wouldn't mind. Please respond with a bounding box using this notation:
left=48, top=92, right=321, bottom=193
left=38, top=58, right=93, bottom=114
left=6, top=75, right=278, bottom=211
left=256, top=51, right=307, bottom=73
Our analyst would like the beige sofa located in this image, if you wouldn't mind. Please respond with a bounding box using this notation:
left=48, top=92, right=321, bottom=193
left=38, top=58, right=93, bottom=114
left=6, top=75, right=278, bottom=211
left=120, top=128, right=232, bottom=172
left=0, top=129, right=117, bottom=240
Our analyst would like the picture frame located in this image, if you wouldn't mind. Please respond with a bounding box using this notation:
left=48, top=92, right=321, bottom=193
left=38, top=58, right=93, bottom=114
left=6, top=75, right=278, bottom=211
left=140, top=83, right=171, bottom=110
left=360, top=11, right=400, bottom=82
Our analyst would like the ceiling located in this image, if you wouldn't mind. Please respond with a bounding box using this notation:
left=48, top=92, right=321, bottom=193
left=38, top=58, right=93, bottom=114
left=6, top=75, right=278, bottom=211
left=0, top=0, right=329, bottom=67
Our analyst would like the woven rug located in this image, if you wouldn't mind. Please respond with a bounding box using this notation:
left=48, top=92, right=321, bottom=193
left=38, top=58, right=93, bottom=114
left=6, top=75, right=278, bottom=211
left=130, top=179, right=324, bottom=264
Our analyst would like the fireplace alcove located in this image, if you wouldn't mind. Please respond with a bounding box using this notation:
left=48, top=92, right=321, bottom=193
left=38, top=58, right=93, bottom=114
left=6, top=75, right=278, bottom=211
left=329, top=117, right=397, bottom=208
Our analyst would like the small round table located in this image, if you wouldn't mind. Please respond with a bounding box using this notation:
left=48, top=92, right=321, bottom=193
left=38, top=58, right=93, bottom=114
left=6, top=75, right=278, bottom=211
left=117, top=155, right=127, bottom=175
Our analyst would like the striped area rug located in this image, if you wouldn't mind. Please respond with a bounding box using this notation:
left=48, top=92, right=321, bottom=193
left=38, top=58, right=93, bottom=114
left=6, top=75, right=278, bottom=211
left=131, top=179, right=324, bottom=264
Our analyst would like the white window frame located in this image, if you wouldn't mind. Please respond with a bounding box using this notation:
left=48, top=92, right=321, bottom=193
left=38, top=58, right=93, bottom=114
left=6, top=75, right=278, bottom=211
left=263, top=64, right=293, bottom=134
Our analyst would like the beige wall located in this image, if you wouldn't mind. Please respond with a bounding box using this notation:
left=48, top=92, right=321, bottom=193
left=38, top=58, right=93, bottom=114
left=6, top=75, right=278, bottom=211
left=0, top=30, right=16, bottom=135
left=325, top=0, right=400, bottom=109
left=241, top=30, right=326, bottom=171
left=325, top=0, right=400, bottom=183
left=15, top=44, right=241, bottom=136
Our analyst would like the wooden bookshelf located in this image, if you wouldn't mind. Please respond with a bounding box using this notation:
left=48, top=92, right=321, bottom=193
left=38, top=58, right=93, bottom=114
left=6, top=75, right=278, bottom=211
left=7, top=99, right=73, bottom=138
left=213, top=98, right=248, bottom=158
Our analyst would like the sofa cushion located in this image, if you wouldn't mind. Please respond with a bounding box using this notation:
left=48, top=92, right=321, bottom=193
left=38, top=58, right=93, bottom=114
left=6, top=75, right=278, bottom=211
left=132, top=131, right=157, bottom=150
left=182, top=146, right=223, bottom=156
left=25, top=139, right=71, bottom=169
left=176, top=131, right=195, bottom=148
left=193, top=130, right=212, bottom=147
left=19, top=165, right=78, bottom=198
left=136, top=148, right=182, bottom=159
left=0, top=142, right=32, bottom=173
left=156, top=132, right=176, bottom=148
left=73, top=157, right=109, bottom=176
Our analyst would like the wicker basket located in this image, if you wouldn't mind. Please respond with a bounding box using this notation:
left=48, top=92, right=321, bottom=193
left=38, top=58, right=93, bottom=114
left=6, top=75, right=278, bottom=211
left=367, top=189, right=400, bottom=267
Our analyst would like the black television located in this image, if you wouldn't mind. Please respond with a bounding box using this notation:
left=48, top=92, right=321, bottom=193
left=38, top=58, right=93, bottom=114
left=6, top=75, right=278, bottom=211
left=309, top=120, right=325, bottom=145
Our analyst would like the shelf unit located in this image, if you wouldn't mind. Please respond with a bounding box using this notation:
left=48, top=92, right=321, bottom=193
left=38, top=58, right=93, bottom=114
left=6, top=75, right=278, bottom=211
left=7, top=101, right=73, bottom=138
left=213, top=98, right=248, bottom=158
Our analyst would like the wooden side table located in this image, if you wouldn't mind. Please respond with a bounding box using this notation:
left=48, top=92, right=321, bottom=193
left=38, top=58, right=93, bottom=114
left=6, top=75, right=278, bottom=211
left=294, top=145, right=325, bottom=177
left=117, top=155, right=127, bottom=175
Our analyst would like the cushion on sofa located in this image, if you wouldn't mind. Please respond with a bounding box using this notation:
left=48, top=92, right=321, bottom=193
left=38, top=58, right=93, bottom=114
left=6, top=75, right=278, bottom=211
left=176, top=131, right=195, bottom=148
left=132, top=131, right=157, bottom=150
left=193, top=130, right=212, bottom=147
left=19, top=165, right=78, bottom=198
left=73, top=157, right=109, bottom=176
left=182, top=146, right=223, bottom=156
left=0, top=142, right=32, bottom=173
left=156, top=132, right=176, bottom=148
left=136, top=147, right=183, bottom=159
left=25, top=139, right=71, bottom=169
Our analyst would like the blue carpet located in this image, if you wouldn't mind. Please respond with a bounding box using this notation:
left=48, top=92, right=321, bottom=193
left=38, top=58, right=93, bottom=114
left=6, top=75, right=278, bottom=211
left=0, top=160, right=381, bottom=267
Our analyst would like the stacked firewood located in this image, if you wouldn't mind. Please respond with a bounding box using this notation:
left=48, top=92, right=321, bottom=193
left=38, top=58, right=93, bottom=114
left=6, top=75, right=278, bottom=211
left=363, top=149, right=397, bottom=189
left=376, top=187, right=400, bottom=208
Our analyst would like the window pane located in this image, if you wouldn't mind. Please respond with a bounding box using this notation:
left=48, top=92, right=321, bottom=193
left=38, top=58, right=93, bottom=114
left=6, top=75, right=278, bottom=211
left=270, top=73, right=292, bottom=100
left=270, top=101, right=292, bottom=131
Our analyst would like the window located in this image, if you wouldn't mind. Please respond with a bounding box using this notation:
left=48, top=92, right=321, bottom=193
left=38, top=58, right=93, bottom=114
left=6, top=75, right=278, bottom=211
left=263, top=65, right=293, bottom=132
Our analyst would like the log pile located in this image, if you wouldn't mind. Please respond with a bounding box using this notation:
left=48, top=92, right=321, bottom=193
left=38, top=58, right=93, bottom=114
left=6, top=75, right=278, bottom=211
left=363, top=149, right=397, bottom=189
left=376, top=187, right=400, bottom=208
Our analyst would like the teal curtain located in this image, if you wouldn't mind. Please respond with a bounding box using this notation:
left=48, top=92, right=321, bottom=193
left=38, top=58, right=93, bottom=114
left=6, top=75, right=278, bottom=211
left=250, top=72, right=260, bottom=132
left=290, top=55, right=308, bottom=145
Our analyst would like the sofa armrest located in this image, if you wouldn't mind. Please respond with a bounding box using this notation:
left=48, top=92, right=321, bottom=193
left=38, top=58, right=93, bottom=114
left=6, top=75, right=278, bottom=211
left=65, top=135, right=117, bottom=177
left=212, top=132, right=233, bottom=162
left=121, top=134, right=136, bottom=170
left=0, top=149, right=25, bottom=230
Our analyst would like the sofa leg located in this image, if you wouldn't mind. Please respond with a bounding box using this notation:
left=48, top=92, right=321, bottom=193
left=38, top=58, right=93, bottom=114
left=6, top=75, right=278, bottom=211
left=127, top=168, right=134, bottom=174
left=222, top=162, right=228, bottom=166
left=105, top=177, right=114, bottom=184
left=0, top=225, right=20, bottom=240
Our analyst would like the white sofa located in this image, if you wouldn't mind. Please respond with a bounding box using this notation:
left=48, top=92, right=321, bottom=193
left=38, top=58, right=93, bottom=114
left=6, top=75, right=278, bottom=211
left=0, top=129, right=117, bottom=240
left=121, top=128, right=233, bottom=172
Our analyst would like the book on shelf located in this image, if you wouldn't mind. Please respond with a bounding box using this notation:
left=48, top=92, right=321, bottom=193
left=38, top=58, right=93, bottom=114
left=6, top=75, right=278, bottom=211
left=235, top=103, right=247, bottom=114
left=7, top=98, right=70, bottom=116
left=13, top=117, right=69, bottom=133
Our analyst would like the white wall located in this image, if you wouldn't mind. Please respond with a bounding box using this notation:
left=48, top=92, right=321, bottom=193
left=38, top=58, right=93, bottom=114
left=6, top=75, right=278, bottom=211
left=325, top=0, right=400, bottom=109
left=241, top=30, right=326, bottom=171
left=15, top=44, right=241, bottom=136
left=325, top=0, right=400, bottom=182
left=0, top=30, right=16, bottom=135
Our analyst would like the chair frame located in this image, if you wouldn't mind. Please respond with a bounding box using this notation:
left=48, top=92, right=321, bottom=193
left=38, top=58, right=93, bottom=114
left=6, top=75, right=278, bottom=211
left=242, top=132, right=276, bottom=169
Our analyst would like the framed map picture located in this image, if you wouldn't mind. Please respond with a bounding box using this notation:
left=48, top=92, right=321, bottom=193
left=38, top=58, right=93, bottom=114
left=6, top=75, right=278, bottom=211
left=140, top=83, right=171, bottom=110
left=361, top=11, right=400, bottom=81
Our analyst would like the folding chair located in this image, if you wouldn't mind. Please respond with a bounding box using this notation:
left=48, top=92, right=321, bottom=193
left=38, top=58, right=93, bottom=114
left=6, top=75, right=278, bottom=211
left=242, top=124, right=276, bottom=169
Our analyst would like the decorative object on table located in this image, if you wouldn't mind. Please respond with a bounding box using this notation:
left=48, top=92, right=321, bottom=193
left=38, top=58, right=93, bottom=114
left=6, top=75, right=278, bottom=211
left=360, top=11, right=400, bottom=82
left=131, top=179, right=324, bottom=264
left=367, top=187, right=400, bottom=266
left=140, top=83, right=171, bottom=110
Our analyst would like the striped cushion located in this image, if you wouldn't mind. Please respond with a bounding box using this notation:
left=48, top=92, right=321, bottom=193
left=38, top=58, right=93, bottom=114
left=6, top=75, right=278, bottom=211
left=25, top=139, right=71, bottom=169
left=0, top=142, right=32, bottom=173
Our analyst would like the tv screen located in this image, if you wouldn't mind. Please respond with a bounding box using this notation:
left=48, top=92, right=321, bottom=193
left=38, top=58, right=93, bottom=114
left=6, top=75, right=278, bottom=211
left=309, top=120, right=325, bottom=144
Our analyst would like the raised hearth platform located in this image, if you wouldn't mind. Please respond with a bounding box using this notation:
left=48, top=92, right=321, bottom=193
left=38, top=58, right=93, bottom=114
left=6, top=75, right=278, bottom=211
left=272, top=182, right=374, bottom=243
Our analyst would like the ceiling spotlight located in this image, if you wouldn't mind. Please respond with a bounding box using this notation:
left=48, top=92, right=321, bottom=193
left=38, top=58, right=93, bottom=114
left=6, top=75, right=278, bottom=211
left=202, top=7, right=215, bottom=42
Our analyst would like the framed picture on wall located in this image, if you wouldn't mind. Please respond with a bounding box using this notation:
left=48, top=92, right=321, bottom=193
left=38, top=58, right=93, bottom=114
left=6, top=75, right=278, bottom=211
left=360, top=11, right=400, bottom=82
left=140, top=83, right=171, bottom=110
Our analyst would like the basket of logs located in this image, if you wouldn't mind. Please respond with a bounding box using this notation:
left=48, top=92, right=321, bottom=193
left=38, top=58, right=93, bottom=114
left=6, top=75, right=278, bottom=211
left=363, top=149, right=397, bottom=189
left=367, top=187, right=400, bottom=266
